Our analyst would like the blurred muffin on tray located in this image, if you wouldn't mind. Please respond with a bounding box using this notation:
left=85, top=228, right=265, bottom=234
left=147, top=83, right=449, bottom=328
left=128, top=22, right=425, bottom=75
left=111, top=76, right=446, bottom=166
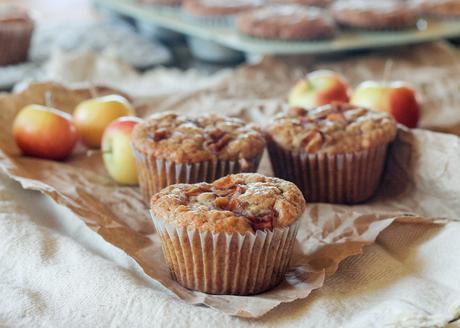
left=236, top=4, right=336, bottom=40
left=331, top=0, right=418, bottom=30
left=182, top=0, right=264, bottom=25
left=0, top=5, right=34, bottom=66
left=414, top=0, right=460, bottom=19
left=268, top=0, right=332, bottom=8
left=138, top=0, right=183, bottom=6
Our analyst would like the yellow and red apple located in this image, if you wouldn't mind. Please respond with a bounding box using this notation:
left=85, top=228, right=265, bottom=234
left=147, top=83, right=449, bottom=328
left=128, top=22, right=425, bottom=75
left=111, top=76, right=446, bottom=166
left=351, top=81, right=420, bottom=128
left=288, top=70, right=350, bottom=108
left=13, top=104, right=78, bottom=160
left=102, top=116, right=143, bottom=185
left=74, top=95, right=134, bottom=148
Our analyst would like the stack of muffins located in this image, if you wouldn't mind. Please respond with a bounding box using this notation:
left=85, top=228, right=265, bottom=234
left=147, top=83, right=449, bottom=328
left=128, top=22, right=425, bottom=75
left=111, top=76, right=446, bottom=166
left=135, top=90, right=397, bottom=295
left=136, top=0, right=460, bottom=41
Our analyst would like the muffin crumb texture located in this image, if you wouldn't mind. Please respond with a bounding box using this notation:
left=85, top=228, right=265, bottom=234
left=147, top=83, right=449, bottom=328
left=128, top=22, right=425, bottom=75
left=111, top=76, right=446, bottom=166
left=266, top=103, right=397, bottom=154
left=151, top=173, right=306, bottom=233
left=132, top=112, right=266, bottom=163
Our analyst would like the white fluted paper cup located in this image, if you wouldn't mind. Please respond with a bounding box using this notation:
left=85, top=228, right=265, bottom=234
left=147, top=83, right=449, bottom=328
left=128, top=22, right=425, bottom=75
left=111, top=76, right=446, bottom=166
left=267, top=139, right=389, bottom=204
left=150, top=211, right=300, bottom=295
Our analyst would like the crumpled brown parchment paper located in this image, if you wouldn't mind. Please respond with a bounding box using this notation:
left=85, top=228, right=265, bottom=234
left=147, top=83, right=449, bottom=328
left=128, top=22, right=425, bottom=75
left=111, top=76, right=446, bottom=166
left=0, top=78, right=454, bottom=317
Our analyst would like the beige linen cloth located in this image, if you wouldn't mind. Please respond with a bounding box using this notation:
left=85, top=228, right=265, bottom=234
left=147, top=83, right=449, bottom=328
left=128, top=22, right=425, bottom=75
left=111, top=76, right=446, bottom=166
left=2, top=42, right=460, bottom=327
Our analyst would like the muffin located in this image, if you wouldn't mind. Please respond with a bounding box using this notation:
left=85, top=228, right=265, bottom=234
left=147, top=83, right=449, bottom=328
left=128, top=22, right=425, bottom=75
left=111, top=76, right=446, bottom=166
left=236, top=5, right=336, bottom=41
left=414, top=0, right=460, bottom=19
left=330, top=1, right=418, bottom=30
left=182, top=0, right=263, bottom=25
left=265, top=103, right=397, bottom=204
left=132, top=112, right=265, bottom=204
left=139, top=0, right=183, bottom=6
left=150, top=173, right=306, bottom=295
left=0, top=5, right=34, bottom=66
left=268, top=0, right=331, bottom=8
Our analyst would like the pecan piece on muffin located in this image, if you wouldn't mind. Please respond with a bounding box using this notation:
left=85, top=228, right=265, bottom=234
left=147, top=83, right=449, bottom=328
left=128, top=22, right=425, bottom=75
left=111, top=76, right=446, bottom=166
left=236, top=4, right=336, bottom=41
left=330, top=0, right=418, bottom=30
left=0, top=5, right=34, bottom=66
left=151, top=173, right=306, bottom=295
left=132, top=112, right=265, bottom=203
left=265, top=103, right=397, bottom=204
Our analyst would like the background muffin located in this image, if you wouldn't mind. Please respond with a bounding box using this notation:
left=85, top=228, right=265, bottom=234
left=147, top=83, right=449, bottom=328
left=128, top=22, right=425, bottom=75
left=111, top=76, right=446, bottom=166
left=182, top=0, right=263, bottom=25
left=236, top=4, right=335, bottom=41
left=151, top=173, right=306, bottom=295
left=331, top=1, right=418, bottom=30
left=265, top=103, right=397, bottom=204
left=414, top=0, right=460, bottom=19
left=132, top=112, right=265, bottom=203
left=0, top=5, right=34, bottom=66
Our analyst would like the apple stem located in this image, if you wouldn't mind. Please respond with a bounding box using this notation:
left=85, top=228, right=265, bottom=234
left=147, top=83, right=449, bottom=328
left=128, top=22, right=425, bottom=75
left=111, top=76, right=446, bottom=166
left=382, top=59, right=394, bottom=85
left=44, top=92, right=54, bottom=108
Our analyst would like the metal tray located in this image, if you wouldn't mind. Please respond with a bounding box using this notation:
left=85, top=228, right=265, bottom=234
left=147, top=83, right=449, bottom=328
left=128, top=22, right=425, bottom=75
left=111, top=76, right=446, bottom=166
left=94, top=0, right=460, bottom=55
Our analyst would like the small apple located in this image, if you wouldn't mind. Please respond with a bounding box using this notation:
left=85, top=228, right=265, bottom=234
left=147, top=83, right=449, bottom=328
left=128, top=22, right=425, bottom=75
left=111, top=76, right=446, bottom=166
left=288, top=70, right=350, bottom=108
left=351, top=81, right=420, bottom=128
left=13, top=104, right=78, bottom=160
left=102, top=116, right=143, bottom=185
left=74, top=95, right=134, bottom=148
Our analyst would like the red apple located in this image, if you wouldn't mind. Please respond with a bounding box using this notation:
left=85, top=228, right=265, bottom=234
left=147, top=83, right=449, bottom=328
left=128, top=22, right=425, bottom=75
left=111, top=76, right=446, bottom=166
left=351, top=81, right=420, bottom=128
left=102, top=116, right=143, bottom=185
left=13, top=104, right=78, bottom=160
left=74, top=95, right=134, bottom=148
left=288, top=70, right=350, bottom=108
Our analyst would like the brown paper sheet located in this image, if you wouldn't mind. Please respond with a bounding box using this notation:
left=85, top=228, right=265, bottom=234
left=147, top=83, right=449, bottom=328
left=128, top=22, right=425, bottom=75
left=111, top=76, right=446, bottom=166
left=0, top=73, right=455, bottom=317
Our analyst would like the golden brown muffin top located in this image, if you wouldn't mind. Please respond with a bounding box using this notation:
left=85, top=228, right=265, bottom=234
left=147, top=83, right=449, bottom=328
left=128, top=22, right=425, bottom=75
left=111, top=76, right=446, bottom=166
left=132, top=112, right=266, bottom=163
left=265, top=103, right=397, bottom=154
left=415, top=0, right=460, bottom=17
left=236, top=5, right=336, bottom=40
left=151, top=173, right=306, bottom=233
left=331, top=1, right=417, bottom=29
left=183, top=0, right=264, bottom=16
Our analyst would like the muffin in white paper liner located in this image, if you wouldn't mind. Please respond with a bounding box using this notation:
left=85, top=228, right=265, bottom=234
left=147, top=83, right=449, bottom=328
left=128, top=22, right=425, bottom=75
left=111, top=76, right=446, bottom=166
left=267, top=139, right=389, bottom=204
left=133, top=148, right=262, bottom=204
left=150, top=211, right=301, bottom=295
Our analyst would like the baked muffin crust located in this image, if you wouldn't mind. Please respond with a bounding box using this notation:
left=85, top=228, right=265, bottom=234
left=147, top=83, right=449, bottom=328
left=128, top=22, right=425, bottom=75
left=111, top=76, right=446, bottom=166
left=236, top=4, right=335, bottom=40
left=415, top=0, right=460, bottom=18
left=151, top=173, right=306, bottom=233
left=331, top=1, right=417, bottom=29
left=132, top=112, right=265, bottom=163
left=265, top=103, right=397, bottom=154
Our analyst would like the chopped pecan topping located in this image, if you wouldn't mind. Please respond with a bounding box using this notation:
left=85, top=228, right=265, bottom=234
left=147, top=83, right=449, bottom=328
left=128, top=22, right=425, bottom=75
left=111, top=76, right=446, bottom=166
left=326, top=112, right=346, bottom=122
left=213, top=176, right=235, bottom=190
left=184, top=186, right=206, bottom=196
left=207, top=133, right=232, bottom=153
left=289, top=107, right=308, bottom=116
left=301, top=129, right=324, bottom=152
left=249, top=213, right=274, bottom=230
left=215, top=197, right=229, bottom=209
left=151, top=128, right=169, bottom=142
left=208, top=127, right=226, bottom=140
